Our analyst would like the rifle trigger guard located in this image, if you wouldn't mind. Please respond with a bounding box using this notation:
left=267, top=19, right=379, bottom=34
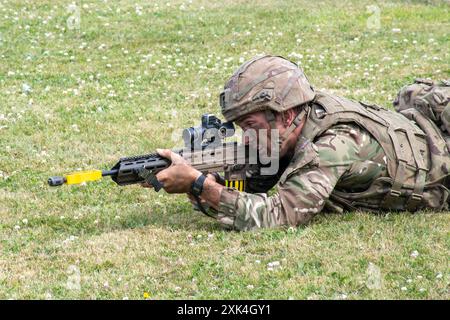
left=137, top=167, right=164, bottom=192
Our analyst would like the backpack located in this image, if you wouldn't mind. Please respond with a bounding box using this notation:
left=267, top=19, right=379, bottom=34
left=298, top=91, right=449, bottom=212
left=393, top=78, right=450, bottom=136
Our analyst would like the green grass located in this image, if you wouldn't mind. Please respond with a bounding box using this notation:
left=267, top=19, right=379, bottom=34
left=0, top=0, right=449, bottom=299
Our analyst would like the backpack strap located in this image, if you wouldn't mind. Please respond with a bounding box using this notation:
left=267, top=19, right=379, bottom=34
left=405, top=126, right=428, bottom=211
left=381, top=127, right=408, bottom=208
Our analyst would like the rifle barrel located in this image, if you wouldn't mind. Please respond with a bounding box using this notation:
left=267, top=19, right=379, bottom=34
left=102, top=169, right=118, bottom=177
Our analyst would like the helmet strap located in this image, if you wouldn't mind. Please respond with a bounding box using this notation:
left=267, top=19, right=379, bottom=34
left=265, top=110, right=277, bottom=130
left=281, top=108, right=306, bottom=142
left=265, top=108, right=307, bottom=147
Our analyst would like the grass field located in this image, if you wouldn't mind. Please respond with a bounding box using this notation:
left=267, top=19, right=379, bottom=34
left=0, top=0, right=449, bottom=299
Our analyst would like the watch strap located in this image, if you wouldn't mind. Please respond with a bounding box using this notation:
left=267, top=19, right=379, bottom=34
left=191, top=174, right=207, bottom=197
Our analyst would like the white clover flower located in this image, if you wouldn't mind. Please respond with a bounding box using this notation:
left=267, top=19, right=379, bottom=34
left=401, top=286, right=407, bottom=291
left=392, top=28, right=401, bottom=33
left=22, top=83, right=32, bottom=94
left=267, top=261, right=280, bottom=269
left=71, top=124, right=80, bottom=132
left=410, top=250, right=419, bottom=258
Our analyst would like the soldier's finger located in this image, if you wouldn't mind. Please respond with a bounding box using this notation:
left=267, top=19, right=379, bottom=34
left=156, top=148, right=172, bottom=160
left=170, top=153, right=186, bottom=165
left=155, top=171, right=169, bottom=190
left=157, top=148, right=186, bottom=165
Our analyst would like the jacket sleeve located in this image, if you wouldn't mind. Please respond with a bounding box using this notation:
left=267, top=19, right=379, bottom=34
left=215, top=124, right=381, bottom=231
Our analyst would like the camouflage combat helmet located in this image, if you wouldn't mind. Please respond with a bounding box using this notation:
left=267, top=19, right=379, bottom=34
left=220, top=55, right=315, bottom=122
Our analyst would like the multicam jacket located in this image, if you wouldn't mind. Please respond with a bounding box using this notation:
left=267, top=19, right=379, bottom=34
left=215, top=90, right=450, bottom=231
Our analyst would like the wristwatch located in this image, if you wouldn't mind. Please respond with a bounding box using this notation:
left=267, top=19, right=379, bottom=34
left=191, top=174, right=207, bottom=197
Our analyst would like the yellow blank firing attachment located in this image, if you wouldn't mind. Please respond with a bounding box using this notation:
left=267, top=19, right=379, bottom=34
left=65, top=170, right=102, bottom=185
left=224, top=180, right=245, bottom=191
left=48, top=170, right=103, bottom=186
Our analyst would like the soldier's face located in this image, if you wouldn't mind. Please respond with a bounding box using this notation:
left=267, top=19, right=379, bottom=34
left=237, top=111, right=269, bottom=146
left=236, top=111, right=289, bottom=157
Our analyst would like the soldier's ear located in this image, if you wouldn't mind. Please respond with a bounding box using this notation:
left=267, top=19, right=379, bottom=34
left=284, top=109, right=296, bottom=126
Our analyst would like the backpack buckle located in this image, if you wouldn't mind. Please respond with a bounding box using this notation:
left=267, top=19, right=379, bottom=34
left=410, top=193, right=423, bottom=202
left=389, top=189, right=401, bottom=198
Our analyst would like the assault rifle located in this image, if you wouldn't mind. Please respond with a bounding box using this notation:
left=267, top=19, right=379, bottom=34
left=48, top=114, right=257, bottom=192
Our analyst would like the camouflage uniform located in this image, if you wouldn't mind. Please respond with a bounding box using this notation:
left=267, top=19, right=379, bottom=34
left=217, top=122, right=387, bottom=230
left=214, top=56, right=450, bottom=231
